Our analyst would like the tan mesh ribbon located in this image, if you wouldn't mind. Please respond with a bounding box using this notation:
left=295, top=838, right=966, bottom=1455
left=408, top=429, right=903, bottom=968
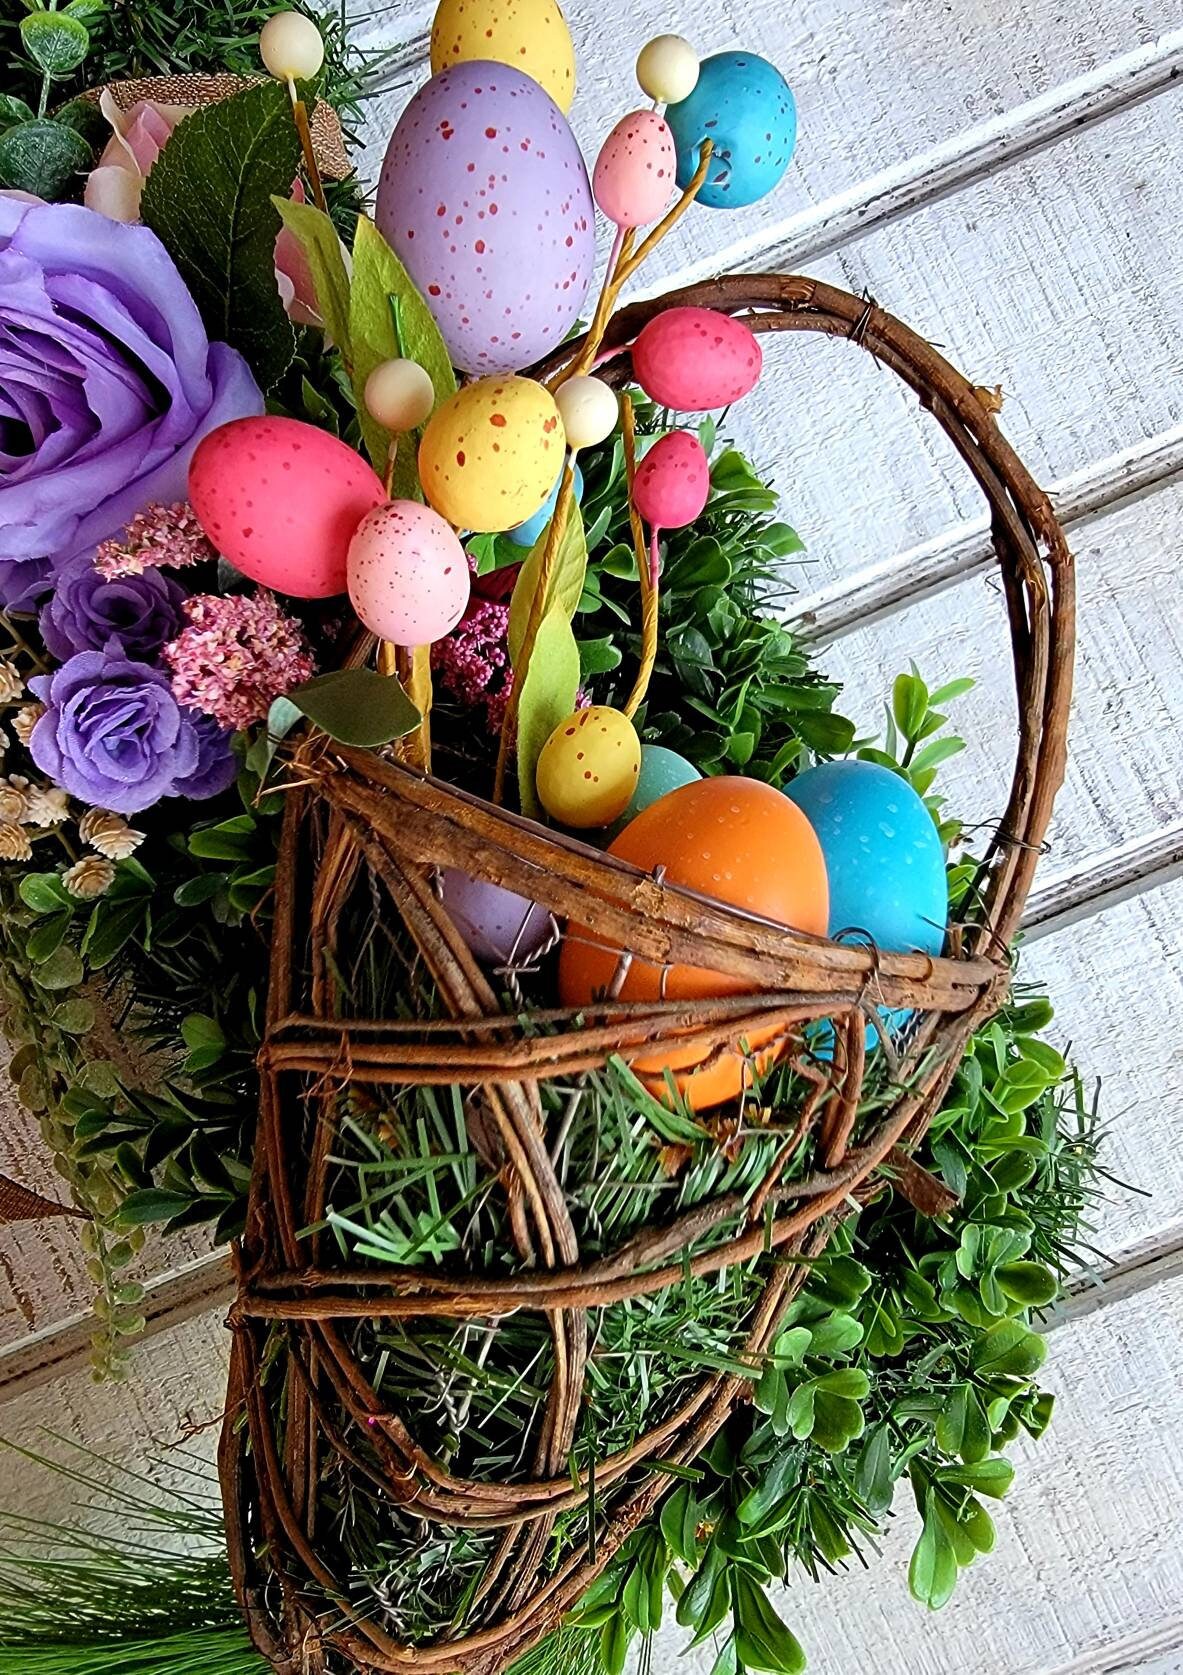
left=81, top=73, right=351, bottom=179
left=0, top=1171, right=85, bottom=1224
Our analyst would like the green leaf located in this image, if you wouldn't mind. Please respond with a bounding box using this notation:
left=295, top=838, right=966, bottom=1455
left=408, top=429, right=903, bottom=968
left=288, top=668, right=420, bottom=748
left=20, top=12, right=90, bottom=78
left=31, top=944, right=84, bottom=990
left=271, top=194, right=352, bottom=352
left=141, top=81, right=299, bottom=390
left=0, top=118, right=92, bottom=199
left=0, top=95, right=35, bottom=135
left=928, top=676, right=976, bottom=707
left=970, top=1316, right=1047, bottom=1379
left=579, top=635, right=623, bottom=678
left=854, top=1422, right=894, bottom=1513
left=909, top=1495, right=958, bottom=1610
left=938, top=1458, right=1015, bottom=1500
left=181, top=1013, right=226, bottom=1054
left=892, top=671, right=929, bottom=741
left=81, top=897, right=149, bottom=968
left=733, top=1573, right=807, bottom=1674
left=115, top=1187, right=194, bottom=1227
left=20, top=872, right=72, bottom=915
left=52, top=997, right=95, bottom=1035
left=509, top=496, right=588, bottom=664
left=996, top=1260, right=1059, bottom=1307
left=27, top=910, right=70, bottom=964
left=187, top=814, right=257, bottom=862
left=349, top=214, right=457, bottom=481
left=516, top=608, right=581, bottom=819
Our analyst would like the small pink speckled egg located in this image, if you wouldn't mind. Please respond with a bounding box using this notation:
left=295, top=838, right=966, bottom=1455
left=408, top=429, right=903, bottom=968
left=593, top=109, right=676, bottom=229
left=347, top=500, right=471, bottom=645
left=188, top=417, right=386, bottom=598
left=632, top=307, right=763, bottom=412
left=633, top=431, right=710, bottom=529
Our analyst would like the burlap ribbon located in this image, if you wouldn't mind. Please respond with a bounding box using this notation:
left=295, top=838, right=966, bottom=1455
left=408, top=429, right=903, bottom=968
left=0, top=1171, right=85, bottom=1225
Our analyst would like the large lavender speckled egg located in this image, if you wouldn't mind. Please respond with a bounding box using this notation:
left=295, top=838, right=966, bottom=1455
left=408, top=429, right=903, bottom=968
left=376, top=62, right=595, bottom=375
left=439, top=868, right=554, bottom=966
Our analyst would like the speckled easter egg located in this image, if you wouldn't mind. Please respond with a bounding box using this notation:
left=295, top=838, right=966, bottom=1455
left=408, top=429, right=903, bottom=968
left=559, top=776, right=829, bottom=1109
left=666, top=51, right=796, bottom=209
left=419, top=375, right=564, bottom=532
left=633, top=430, right=710, bottom=529
left=376, top=62, right=595, bottom=374
left=632, top=307, right=763, bottom=411
left=430, top=0, right=576, bottom=112
left=784, top=760, right=947, bottom=955
left=347, top=500, right=471, bottom=644
left=606, top=744, right=700, bottom=840
left=536, top=705, right=641, bottom=828
left=188, top=417, right=386, bottom=598
left=593, top=109, right=676, bottom=228
left=508, top=460, right=583, bottom=547
left=439, top=867, right=553, bottom=965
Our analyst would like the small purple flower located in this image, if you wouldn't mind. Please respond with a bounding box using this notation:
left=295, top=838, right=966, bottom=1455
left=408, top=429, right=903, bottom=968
left=0, top=199, right=263, bottom=609
left=40, top=549, right=186, bottom=661
left=29, top=642, right=235, bottom=814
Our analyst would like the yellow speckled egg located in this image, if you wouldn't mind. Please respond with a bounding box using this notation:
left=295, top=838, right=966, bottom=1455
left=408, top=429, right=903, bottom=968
left=430, top=0, right=576, bottom=113
left=419, top=376, right=565, bottom=533
left=537, top=705, right=641, bottom=828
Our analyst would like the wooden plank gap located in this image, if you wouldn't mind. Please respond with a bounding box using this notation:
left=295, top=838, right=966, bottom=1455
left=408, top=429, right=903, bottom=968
left=633, top=30, right=1183, bottom=293
left=794, top=423, right=1183, bottom=643
left=1051, top=1235, right=1183, bottom=1332
left=1046, top=1617, right=1183, bottom=1674
left=1022, top=824, right=1183, bottom=943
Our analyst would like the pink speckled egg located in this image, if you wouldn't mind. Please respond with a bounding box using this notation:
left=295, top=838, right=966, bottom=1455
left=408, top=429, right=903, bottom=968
left=375, top=62, right=595, bottom=375
left=347, top=501, right=471, bottom=645
left=188, top=417, right=385, bottom=598
left=633, top=431, right=710, bottom=529
left=593, top=109, right=676, bottom=229
left=632, top=307, right=763, bottom=412
left=439, top=867, right=553, bottom=965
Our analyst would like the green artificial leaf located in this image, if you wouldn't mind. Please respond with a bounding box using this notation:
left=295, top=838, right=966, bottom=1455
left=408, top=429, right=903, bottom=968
left=32, top=944, right=84, bottom=990
left=52, top=997, right=95, bottom=1035
left=579, top=634, right=623, bottom=677
left=0, top=117, right=91, bottom=199
left=349, top=214, right=457, bottom=480
left=996, top=1260, right=1059, bottom=1308
left=0, top=95, right=35, bottom=135
left=804, top=1310, right=863, bottom=1358
left=970, top=1317, right=1047, bottom=1379
left=28, top=911, right=70, bottom=964
left=141, top=81, right=299, bottom=390
left=516, top=608, right=581, bottom=819
left=66, top=0, right=108, bottom=17
left=20, top=872, right=73, bottom=915
left=509, top=496, right=588, bottom=664
left=181, top=1013, right=226, bottom=1054
left=854, top=1422, right=895, bottom=1513
left=271, top=194, right=352, bottom=352
left=187, top=814, right=257, bottom=862
left=892, top=671, right=929, bottom=741
left=732, top=1573, right=807, bottom=1674
left=288, top=668, right=420, bottom=748
left=938, top=1458, right=1015, bottom=1500
left=20, top=12, right=90, bottom=78
left=82, top=897, right=149, bottom=968
left=908, top=1494, right=958, bottom=1610
left=115, top=1187, right=194, bottom=1227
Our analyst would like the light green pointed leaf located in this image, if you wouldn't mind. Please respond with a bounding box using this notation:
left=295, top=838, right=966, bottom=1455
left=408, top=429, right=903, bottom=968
left=508, top=493, right=587, bottom=664
left=516, top=608, right=580, bottom=819
left=272, top=194, right=352, bottom=353
left=349, top=214, right=457, bottom=485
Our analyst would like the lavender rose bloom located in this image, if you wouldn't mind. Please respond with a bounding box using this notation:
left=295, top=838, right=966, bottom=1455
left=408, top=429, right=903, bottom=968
left=0, top=198, right=262, bottom=609
left=30, top=643, right=236, bottom=814
left=40, top=549, right=186, bottom=661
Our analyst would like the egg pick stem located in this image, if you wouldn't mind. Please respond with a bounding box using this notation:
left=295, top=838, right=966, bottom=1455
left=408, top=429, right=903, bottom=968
left=286, top=77, right=329, bottom=214
left=615, top=137, right=713, bottom=284
left=492, top=459, right=579, bottom=806
left=620, top=395, right=659, bottom=720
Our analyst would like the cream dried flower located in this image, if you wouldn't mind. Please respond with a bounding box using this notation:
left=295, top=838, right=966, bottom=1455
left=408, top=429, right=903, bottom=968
left=0, top=660, right=23, bottom=703
left=63, top=855, right=116, bottom=899
left=11, top=704, right=44, bottom=747
left=0, top=777, right=31, bottom=823
left=0, top=822, right=32, bottom=862
left=24, top=786, right=70, bottom=828
left=79, top=808, right=144, bottom=860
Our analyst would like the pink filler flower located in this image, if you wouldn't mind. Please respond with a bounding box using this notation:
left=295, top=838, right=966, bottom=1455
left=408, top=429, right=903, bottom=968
left=164, top=592, right=315, bottom=732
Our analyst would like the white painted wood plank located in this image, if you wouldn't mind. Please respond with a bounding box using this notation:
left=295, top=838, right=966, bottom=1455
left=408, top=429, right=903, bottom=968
left=645, top=1271, right=1183, bottom=1675
left=816, top=480, right=1183, bottom=881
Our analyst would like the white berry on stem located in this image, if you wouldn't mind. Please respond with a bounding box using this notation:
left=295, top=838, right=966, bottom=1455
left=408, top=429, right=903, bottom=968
left=260, top=12, right=326, bottom=82
left=636, top=35, right=699, bottom=105
left=556, top=375, right=618, bottom=450
left=364, top=359, right=436, bottom=433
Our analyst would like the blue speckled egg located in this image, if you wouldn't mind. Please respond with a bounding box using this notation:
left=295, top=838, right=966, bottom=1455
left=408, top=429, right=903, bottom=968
left=507, top=461, right=584, bottom=548
left=785, top=760, right=947, bottom=954
left=666, top=52, right=796, bottom=210
left=606, top=745, right=700, bottom=840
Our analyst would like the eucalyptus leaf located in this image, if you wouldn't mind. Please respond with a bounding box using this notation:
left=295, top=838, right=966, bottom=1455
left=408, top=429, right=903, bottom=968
left=141, top=81, right=299, bottom=390
left=0, top=118, right=91, bottom=199
left=288, top=667, right=420, bottom=748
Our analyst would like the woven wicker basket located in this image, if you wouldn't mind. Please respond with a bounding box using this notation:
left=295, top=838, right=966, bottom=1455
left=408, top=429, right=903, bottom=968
left=219, top=274, right=1075, bottom=1675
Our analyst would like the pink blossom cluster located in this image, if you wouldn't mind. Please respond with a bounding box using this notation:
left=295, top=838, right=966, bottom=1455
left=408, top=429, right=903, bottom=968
left=163, top=591, right=315, bottom=731
left=95, top=502, right=216, bottom=579
left=432, top=597, right=513, bottom=734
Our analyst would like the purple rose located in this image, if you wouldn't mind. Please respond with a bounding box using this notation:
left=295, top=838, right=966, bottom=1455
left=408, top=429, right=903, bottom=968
left=30, top=643, right=236, bottom=814
left=0, top=199, right=262, bottom=609
left=40, top=549, right=186, bottom=661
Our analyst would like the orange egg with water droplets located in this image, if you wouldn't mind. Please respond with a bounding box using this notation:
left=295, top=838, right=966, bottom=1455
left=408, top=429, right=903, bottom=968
left=559, top=775, right=828, bottom=1110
